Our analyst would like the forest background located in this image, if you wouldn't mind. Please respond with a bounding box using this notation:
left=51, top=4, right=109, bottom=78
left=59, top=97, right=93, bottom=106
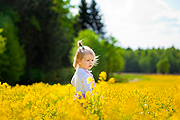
left=0, top=0, right=180, bottom=85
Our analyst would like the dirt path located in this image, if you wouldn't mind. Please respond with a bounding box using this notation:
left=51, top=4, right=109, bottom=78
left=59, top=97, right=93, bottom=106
left=129, top=78, right=142, bottom=83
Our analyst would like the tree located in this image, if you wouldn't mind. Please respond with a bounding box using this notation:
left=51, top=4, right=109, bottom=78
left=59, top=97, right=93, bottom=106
left=147, top=50, right=159, bottom=73
left=123, top=49, right=140, bottom=72
left=89, top=0, right=105, bottom=38
left=72, top=14, right=81, bottom=37
left=0, top=13, right=26, bottom=85
left=102, top=36, right=124, bottom=78
left=139, top=56, right=150, bottom=73
left=79, top=0, right=91, bottom=30
left=0, top=29, right=6, bottom=54
left=156, top=58, right=170, bottom=74
left=0, top=0, right=75, bottom=84
left=78, top=0, right=106, bottom=38
left=162, top=47, right=180, bottom=73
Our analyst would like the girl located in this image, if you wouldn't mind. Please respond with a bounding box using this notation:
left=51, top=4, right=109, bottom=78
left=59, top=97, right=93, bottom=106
left=71, top=40, right=97, bottom=98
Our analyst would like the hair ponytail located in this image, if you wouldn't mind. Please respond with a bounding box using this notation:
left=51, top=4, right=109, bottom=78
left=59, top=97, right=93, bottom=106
left=78, top=40, right=83, bottom=47
left=78, top=40, right=84, bottom=49
left=73, top=40, right=83, bottom=69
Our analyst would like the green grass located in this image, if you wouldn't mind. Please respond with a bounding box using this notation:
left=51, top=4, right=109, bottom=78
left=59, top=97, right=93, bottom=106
left=112, top=73, right=150, bottom=83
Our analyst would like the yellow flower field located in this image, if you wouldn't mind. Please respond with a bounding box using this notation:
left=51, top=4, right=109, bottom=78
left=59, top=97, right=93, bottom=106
left=0, top=72, right=180, bottom=120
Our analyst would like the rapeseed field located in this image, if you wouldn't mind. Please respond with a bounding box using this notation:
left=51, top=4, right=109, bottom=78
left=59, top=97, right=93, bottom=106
left=0, top=72, right=180, bottom=120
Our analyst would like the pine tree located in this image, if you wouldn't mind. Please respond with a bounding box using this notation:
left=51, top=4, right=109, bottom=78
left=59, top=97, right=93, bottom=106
left=78, top=0, right=106, bottom=38
left=89, top=0, right=105, bottom=38
left=79, top=0, right=91, bottom=30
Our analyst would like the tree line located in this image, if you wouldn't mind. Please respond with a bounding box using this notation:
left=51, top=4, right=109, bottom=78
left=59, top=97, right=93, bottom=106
left=123, top=47, right=180, bottom=74
left=0, top=0, right=179, bottom=85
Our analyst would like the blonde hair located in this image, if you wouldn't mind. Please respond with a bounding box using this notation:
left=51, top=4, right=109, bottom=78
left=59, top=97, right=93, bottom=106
left=73, top=40, right=98, bottom=69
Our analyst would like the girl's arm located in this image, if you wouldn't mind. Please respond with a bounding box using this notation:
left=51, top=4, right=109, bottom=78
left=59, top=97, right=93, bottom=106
left=71, top=76, right=75, bottom=87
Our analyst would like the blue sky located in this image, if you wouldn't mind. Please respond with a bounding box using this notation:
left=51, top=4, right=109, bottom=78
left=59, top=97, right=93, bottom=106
left=70, top=0, right=180, bottom=50
left=163, top=0, right=180, bottom=11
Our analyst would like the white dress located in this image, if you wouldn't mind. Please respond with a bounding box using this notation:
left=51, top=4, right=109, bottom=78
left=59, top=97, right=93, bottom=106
left=71, top=68, right=95, bottom=96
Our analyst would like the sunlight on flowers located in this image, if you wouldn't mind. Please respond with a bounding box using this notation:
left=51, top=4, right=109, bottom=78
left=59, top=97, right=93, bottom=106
left=0, top=71, right=180, bottom=119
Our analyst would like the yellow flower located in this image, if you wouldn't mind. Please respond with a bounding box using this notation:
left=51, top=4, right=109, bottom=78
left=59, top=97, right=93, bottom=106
left=90, top=83, right=94, bottom=89
left=98, top=71, right=107, bottom=81
left=77, top=91, right=82, bottom=96
left=107, top=77, right=116, bottom=84
left=87, top=77, right=93, bottom=84
left=0, top=73, right=179, bottom=119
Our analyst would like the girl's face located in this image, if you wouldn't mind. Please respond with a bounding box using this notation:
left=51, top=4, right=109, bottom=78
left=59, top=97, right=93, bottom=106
left=79, top=54, right=94, bottom=70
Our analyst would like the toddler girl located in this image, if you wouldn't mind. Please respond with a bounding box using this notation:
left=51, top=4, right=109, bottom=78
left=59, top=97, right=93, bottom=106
left=71, top=40, right=97, bottom=98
